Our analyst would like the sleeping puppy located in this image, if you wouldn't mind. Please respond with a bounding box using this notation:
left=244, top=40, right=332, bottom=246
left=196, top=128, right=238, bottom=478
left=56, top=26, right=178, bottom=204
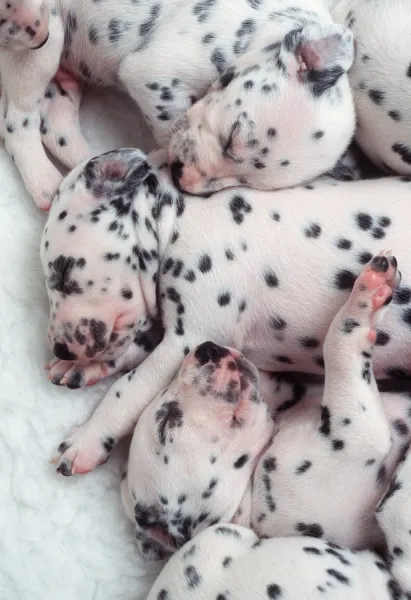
left=40, top=149, right=411, bottom=479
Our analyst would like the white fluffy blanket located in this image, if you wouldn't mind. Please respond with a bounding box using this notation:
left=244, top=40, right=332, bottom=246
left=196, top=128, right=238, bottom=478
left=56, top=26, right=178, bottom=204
left=0, top=89, right=163, bottom=600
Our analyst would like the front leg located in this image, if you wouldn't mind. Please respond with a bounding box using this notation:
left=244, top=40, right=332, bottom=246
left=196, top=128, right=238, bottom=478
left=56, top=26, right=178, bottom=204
left=3, top=100, right=63, bottom=210
left=52, top=334, right=198, bottom=475
left=0, top=13, right=64, bottom=209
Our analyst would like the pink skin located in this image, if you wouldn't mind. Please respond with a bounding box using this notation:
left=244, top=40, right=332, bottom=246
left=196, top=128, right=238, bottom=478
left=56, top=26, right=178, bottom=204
left=0, top=0, right=50, bottom=50
left=47, top=297, right=140, bottom=363
left=122, top=343, right=275, bottom=554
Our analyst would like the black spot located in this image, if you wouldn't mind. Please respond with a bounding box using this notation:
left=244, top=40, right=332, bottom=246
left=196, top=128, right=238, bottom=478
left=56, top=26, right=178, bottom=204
left=314, top=356, right=325, bottom=369
left=299, top=337, right=319, bottom=349
left=402, top=308, right=411, bottom=328
left=102, top=436, right=115, bottom=452
left=263, top=268, right=279, bottom=288
left=48, top=255, right=83, bottom=295
left=377, top=464, right=387, bottom=485
left=229, top=194, right=252, bottom=224
left=332, top=439, right=345, bottom=451
left=327, top=569, right=350, bottom=585
left=222, top=556, right=232, bottom=568
left=184, top=270, right=196, bottom=283
left=195, top=342, right=229, bottom=365
left=376, top=331, right=390, bottom=346
left=355, top=212, right=373, bottom=230
left=88, top=25, right=98, bottom=44
left=58, top=210, right=67, bottom=220
left=304, top=223, right=321, bottom=238
left=215, top=526, right=241, bottom=538
left=304, top=547, right=322, bottom=556
left=313, top=130, right=324, bottom=139
left=155, top=400, right=183, bottom=445
left=211, top=47, right=227, bottom=74
left=234, top=454, right=249, bottom=469
left=199, top=254, right=212, bottom=273
left=394, top=286, right=411, bottom=304
left=263, top=456, right=276, bottom=472
left=388, top=110, right=401, bottom=122
left=296, top=460, right=312, bottom=474
left=368, top=89, right=385, bottom=105
left=392, top=142, right=411, bottom=165
left=393, top=419, right=409, bottom=437
left=319, top=406, right=331, bottom=436
left=267, top=128, right=276, bottom=138
left=218, top=292, right=231, bottom=306
left=184, top=565, right=201, bottom=589
left=336, top=238, right=352, bottom=250
left=275, top=355, right=293, bottom=364
left=121, top=288, right=133, bottom=300
left=341, top=318, right=360, bottom=333
left=372, top=227, right=385, bottom=239
left=296, top=523, right=324, bottom=538
left=266, top=584, right=282, bottom=599
left=355, top=253, right=372, bottom=269
left=58, top=136, right=67, bottom=147
left=334, top=269, right=356, bottom=290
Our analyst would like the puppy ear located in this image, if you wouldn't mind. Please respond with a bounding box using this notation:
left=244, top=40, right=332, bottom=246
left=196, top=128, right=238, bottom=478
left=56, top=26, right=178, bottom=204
left=82, top=148, right=151, bottom=200
left=283, top=23, right=354, bottom=94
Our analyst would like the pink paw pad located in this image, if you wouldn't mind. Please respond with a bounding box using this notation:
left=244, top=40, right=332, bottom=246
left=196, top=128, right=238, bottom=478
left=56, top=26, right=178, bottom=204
left=347, top=250, right=399, bottom=337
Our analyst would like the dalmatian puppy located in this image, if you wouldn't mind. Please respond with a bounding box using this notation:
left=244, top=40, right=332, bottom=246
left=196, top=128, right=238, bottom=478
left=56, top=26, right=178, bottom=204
left=116, top=255, right=411, bottom=561
left=332, top=0, right=411, bottom=177
left=41, top=148, right=411, bottom=478
left=146, top=524, right=405, bottom=600
left=56, top=251, right=411, bottom=569
left=0, top=0, right=356, bottom=208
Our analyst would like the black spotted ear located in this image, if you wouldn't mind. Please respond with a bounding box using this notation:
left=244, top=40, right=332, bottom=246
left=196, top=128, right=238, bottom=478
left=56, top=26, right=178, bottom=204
left=82, top=148, right=151, bottom=199
left=283, top=23, right=354, bottom=94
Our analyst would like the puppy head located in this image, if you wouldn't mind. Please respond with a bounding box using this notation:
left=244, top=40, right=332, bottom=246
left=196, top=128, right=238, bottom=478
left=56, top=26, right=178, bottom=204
left=168, top=23, right=355, bottom=195
left=127, top=342, right=274, bottom=561
left=0, top=0, right=50, bottom=50
left=41, top=149, right=169, bottom=365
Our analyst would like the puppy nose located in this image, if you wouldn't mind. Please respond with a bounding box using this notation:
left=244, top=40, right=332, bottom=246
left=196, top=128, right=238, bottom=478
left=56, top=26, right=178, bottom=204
left=170, top=160, right=184, bottom=189
left=53, top=342, right=77, bottom=361
left=194, top=341, right=230, bottom=365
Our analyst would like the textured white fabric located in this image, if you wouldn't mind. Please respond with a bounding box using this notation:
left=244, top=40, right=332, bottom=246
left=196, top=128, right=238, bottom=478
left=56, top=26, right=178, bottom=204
left=0, top=88, right=162, bottom=600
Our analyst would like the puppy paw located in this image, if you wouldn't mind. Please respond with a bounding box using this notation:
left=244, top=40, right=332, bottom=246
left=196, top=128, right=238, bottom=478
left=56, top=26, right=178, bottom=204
left=27, top=167, right=63, bottom=210
left=46, top=358, right=112, bottom=388
left=51, top=428, right=116, bottom=476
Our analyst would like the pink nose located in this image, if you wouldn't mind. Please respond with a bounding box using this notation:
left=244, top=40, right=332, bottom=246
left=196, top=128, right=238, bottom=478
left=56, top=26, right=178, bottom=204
left=178, top=164, right=203, bottom=191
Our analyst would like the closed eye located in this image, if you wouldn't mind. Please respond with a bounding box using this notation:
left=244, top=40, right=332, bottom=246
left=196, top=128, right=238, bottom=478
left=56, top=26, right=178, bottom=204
left=219, top=120, right=242, bottom=163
